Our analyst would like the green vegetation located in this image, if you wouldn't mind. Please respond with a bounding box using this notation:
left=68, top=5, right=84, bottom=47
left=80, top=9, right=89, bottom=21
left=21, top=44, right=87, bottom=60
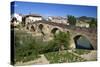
left=45, top=51, right=86, bottom=63
left=15, top=30, right=40, bottom=62
left=67, top=15, right=77, bottom=25
left=15, top=30, right=50, bottom=62
left=72, top=49, right=91, bottom=55
left=53, top=31, right=71, bottom=51
left=14, top=30, right=71, bottom=63
left=78, top=16, right=97, bottom=28
left=14, top=29, right=94, bottom=64
left=89, top=18, right=97, bottom=28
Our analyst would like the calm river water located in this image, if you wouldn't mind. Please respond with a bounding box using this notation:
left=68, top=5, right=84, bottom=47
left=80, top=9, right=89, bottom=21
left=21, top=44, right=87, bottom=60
left=76, top=37, right=94, bottom=50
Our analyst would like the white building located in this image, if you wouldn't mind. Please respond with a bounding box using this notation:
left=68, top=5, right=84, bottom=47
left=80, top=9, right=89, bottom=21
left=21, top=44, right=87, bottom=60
left=12, top=13, right=22, bottom=22
left=24, top=14, right=43, bottom=25
left=48, top=16, right=69, bottom=25
left=11, top=13, right=23, bottom=26
left=76, top=20, right=90, bottom=28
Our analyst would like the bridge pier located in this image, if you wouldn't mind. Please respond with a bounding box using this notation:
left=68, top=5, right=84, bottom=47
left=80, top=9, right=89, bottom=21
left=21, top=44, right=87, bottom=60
left=69, top=37, right=76, bottom=49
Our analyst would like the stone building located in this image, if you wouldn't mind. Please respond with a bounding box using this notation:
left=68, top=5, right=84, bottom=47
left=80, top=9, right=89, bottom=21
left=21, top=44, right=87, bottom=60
left=76, top=20, right=90, bottom=28
left=23, top=14, right=43, bottom=25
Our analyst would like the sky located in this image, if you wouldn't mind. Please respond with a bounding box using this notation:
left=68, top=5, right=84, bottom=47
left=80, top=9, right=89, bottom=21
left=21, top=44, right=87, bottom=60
left=11, top=1, right=97, bottom=18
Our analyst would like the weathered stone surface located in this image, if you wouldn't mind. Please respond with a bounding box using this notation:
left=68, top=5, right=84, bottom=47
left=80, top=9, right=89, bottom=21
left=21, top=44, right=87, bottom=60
left=25, top=21, right=97, bottom=50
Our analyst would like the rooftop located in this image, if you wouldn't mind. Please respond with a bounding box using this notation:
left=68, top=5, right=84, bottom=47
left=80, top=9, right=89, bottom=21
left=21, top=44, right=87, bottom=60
left=24, top=14, right=42, bottom=17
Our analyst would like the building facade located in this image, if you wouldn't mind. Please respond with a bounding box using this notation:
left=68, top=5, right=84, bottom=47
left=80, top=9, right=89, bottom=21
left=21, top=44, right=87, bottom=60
left=24, top=14, right=43, bottom=25
left=76, top=20, right=90, bottom=28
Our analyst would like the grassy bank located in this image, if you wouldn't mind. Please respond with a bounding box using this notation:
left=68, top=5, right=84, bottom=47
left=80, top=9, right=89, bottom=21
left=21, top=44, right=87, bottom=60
left=44, top=51, right=86, bottom=63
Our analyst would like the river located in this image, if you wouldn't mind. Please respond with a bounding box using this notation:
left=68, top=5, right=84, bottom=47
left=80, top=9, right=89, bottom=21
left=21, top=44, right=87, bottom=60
left=76, top=36, right=94, bottom=50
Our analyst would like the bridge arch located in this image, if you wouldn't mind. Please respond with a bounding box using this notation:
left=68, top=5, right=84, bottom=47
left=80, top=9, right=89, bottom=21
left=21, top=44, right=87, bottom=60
left=30, top=25, right=35, bottom=32
left=51, top=27, right=62, bottom=34
left=73, top=35, right=94, bottom=50
left=38, top=24, right=44, bottom=31
left=24, top=21, right=97, bottom=50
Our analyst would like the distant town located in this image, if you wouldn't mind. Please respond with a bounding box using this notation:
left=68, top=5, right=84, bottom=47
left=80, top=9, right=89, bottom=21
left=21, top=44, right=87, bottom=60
left=11, top=13, right=97, bottom=28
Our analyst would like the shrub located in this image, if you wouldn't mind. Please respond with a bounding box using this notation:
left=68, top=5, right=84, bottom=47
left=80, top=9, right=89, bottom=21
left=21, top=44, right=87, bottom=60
left=44, top=51, right=86, bottom=63
left=14, top=30, right=71, bottom=63
left=15, top=30, right=40, bottom=62
left=53, top=31, right=71, bottom=51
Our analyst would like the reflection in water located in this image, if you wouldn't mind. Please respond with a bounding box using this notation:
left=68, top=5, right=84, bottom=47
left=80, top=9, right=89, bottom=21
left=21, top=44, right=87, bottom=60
left=76, top=37, right=94, bottom=50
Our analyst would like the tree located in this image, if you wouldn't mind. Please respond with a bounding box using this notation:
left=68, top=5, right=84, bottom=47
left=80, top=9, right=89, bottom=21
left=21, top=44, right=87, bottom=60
left=89, top=18, right=97, bottom=28
left=22, top=17, right=26, bottom=27
left=53, top=31, right=71, bottom=51
left=67, top=15, right=76, bottom=25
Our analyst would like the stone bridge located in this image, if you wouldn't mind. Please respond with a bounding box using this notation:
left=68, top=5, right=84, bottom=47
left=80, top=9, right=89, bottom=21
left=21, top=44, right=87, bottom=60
left=25, top=20, right=97, bottom=50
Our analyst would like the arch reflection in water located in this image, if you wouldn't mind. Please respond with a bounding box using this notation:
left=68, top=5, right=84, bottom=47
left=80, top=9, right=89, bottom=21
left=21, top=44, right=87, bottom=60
left=74, top=35, right=94, bottom=50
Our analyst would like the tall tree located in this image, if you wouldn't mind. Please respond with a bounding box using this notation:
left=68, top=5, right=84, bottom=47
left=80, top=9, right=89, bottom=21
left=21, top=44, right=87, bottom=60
left=90, top=19, right=97, bottom=28
left=89, top=18, right=97, bottom=28
left=67, top=15, right=76, bottom=25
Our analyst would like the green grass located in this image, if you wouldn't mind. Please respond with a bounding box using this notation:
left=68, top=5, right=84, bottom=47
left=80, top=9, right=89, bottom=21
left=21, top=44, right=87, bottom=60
left=14, top=30, right=46, bottom=63
left=44, top=51, right=86, bottom=63
left=14, top=29, right=91, bottom=64
left=73, top=49, right=91, bottom=55
left=14, top=29, right=59, bottom=63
